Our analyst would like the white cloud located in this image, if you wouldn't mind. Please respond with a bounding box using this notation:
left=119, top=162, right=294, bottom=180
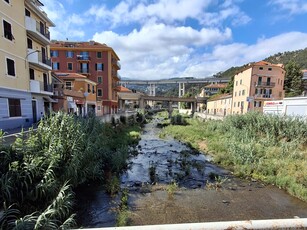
left=92, top=23, right=232, bottom=79
left=94, top=29, right=307, bottom=79
left=43, top=1, right=86, bottom=40
left=269, top=0, right=307, bottom=15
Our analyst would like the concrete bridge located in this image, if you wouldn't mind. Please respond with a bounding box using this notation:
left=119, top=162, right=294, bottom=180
left=118, top=92, right=208, bottom=117
left=119, top=77, right=229, bottom=97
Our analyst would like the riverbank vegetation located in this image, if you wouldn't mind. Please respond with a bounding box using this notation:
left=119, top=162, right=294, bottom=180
left=161, top=112, right=307, bottom=201
left=0, top=112, right=142, bottom=229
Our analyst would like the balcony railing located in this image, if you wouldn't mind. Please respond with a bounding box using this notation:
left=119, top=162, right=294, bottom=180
left=254, top=94, right=273, bottom=99
left=78, top=68, right=90, bottom=74
left=30, top=80, right=52, bottom=94
left=255, top=82, right=276, bottom=87
left=25, top=16, right=50, bottom=44
left=112, top=71, right=121, bottom=80
left=27, top=49, right=51, bottom=70
left=112, top=58, right=121, bottom=69
left=77, top=55, right=91, bottom=61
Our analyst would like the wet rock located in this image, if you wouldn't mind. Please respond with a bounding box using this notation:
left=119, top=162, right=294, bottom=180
left=134, top=181, right=142, bottom=187
left=222, top=200, right=230, bottom=204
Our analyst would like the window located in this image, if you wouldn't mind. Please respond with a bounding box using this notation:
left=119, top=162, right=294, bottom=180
left=242, top=90, right=245, bottom=96
left=50, top=50, right=59, bottom=57
left=67, top=63, right=73, bottom=71
left=236, top=81, right=238, bottom=86
left=98, top=89, right=102, bottom=96
left=88, top=84, right=91, bottom=93
left=233, top=102, right=236, bottom=107
left=268, top=67, right=272, bottom=71
left=66, top=51, right=74, bottom=58
left=259, top=67, right=263, bottom=70
left=3, top=20, right=13, bottom=41
left=235, top=92, right=237, bottom=97
left=29, top=68, right=34, bottom=80
left=97, top=106, right=101, bottom=111
left=95, top=63, right=103, bottom=71
left=25, top=8, right=30, bottom=16
left=92, top=85, right=95, bottom=93
left=98, top=76, right=102, bottom=83
left=254, top=101, right=262, bottom=108
left=8, top=98, right=21, bottom=117
left=52, top=62, right=60, bottom=70
left=27, top=38, right=32, bottom=49
left=65, top=81, right=72, bottom=90
left=240, top=79, right=242, bottom=85
left=97, top=52, right=102, bottom=58
left=6, top=58, right=15, bottom=76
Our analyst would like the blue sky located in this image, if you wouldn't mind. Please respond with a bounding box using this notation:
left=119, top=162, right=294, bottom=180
left=43, top=0, right=307, bottom=80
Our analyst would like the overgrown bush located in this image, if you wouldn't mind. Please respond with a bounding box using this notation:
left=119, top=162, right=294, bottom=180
left=161, top=112, right=307, bottom=201
left=0, top=112, right=142, bottom=229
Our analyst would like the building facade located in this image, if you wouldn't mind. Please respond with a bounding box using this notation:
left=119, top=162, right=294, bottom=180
left=207, top=94, right=232, bottom=116
left=52, top=73, right=97, bottom=116
left=232, top=61, right=285, bottom=114
left=50, top=41, right=121, bottom=115
left=0, top=0, right=54, bottom=130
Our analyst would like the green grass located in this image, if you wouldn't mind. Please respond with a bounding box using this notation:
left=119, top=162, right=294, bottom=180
left=161, top=112, right=307, bottom=201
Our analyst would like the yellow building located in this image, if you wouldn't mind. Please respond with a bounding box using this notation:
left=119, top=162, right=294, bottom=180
left=25, top=0, right=55, bottom=122
left=232, top=61, right=285, bottom=114
left=207, top=94, right=232, bottom=116
left=0, top=0, right=54, bottom=130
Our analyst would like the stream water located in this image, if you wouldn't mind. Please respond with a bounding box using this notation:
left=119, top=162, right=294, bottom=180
left=76, top=118, right=307, bottom=228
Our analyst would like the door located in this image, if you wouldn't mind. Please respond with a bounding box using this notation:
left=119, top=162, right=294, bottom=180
left=43, top=73, right=48, bottom=91
left=32, top=100, right=37, bottom=123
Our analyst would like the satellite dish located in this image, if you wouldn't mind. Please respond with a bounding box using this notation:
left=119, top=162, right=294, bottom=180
left=84, top=92, right=89, bottom=97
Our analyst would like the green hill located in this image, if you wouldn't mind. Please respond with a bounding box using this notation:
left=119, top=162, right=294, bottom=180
left=214, top=47, right=307, bottom=78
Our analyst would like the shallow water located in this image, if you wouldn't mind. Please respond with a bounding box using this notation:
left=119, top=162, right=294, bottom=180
left=76, top=118, right=307, bottom=228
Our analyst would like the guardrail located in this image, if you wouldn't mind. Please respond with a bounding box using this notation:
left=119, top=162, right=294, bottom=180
left=78, top=218, right=307, bottom=230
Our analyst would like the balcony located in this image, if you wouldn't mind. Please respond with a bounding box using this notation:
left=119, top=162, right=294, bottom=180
left=112, top=71, right=121, bottom=81
left=30, top=80, right=53, bottom=95
left=25, top=16, right=50, bottom=45
left=27, top=49, right=51, bottom=71
left=112, top=58, right=121, bottom=69
left=254, top=82, right=276, bottom=88
left=254, top=94, right=273, bottom=99
left=78, top=68, right=90, bottom=74
left=77, top=55, right=91, bottom=61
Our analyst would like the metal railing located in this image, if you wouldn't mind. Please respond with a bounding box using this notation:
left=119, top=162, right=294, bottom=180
left=77, top=55, right=91, bottom=61
left=255, top=82, right=276, bottom=87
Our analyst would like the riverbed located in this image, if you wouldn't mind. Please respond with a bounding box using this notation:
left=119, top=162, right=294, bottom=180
left=76, top=117, right=307, bottom=228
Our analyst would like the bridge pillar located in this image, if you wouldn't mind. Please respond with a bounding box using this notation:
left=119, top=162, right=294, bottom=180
left=139, top=98, right=145, bottom=109
left=168, top=101, right=173, bottom=118
left=178, top=83, right=185, bottom=97
left=148, top=84, right=156, bottom=96
left=119, top=99, right=125, bottom=112
left=191, top=102, right=196, bottom=115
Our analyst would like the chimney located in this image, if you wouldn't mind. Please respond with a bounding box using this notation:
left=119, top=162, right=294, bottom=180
left=89, top=40, right=95, bottom=45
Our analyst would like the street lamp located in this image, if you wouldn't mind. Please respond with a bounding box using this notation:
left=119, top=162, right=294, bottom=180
left=25, top=49, right=40, bottom=68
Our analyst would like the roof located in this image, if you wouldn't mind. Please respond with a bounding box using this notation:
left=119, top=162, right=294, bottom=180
left=204, top=83, right=227, bottom=89
left=208, top=93, right=232, bottom=102
left=235, top=60, right=285, bottom=75
left=50, top=40, right=120, bottom=60
left=115, top=86, right=132, bottom=92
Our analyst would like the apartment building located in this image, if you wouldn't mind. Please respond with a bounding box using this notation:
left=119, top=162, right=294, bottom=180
left=203, top=83, right=227, bottom=96
left=207, top=94, right=232, bottom=116
left=25, top=0, right=55, bottom=122
left=232, top=61, right=285, bottom=114
left=52, top=72, right=97, bottom=115
left=0, top=0, right=54, bottom=130
left=50, top=41, right=121, bottom=115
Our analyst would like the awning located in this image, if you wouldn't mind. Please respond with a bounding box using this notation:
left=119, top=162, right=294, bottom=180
left=68, top=101, right=77, bottom=109
left=43, top=96, right=57, bottom=103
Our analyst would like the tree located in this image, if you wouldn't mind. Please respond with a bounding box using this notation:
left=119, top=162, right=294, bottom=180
left=284, top=61, right=303, bottom=97
left=221, top=75, right=234, bottom=94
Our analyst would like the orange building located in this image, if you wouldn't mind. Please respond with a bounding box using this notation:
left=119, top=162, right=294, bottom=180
left=50, top=40, right=120, bottom=115
left=52, top=73, right=97, bottom=115
left=232, top=61, right=285, bottom=114
left=207, top=94, right=232, bottom=116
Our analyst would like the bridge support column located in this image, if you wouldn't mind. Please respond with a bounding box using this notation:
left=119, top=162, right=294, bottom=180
left=148, top=84, right=156, bottom=96
left=119, top=99, right=125, bottom=112
left=139, top=98, right=145, bottom=109
left=168, top=101, right=173, bottom=118
left=191, top=102, right=196, bottom=116
left=178, top=83, right=185, bottom=97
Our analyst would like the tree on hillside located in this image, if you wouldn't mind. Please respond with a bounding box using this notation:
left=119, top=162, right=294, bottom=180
left=221, top=75, right=234, bottom=94
left=284, top=61, right=303, bottom=97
